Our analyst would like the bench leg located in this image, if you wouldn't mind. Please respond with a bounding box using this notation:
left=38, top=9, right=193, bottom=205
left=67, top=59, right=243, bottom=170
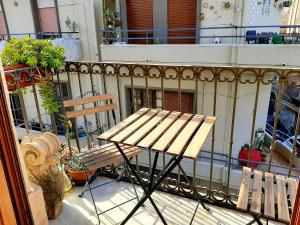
left=178, top=164, right=209, bottom=212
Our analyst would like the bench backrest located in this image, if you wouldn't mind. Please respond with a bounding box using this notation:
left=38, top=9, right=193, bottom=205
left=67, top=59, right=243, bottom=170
left=63, top=94, right=117, bottom=119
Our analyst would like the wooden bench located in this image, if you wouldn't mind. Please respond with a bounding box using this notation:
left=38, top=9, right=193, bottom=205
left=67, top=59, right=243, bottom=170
left=63, top=94, right=142, bottom=173
left=63, top=94, right=142, bottom=224
left=237, top=167, right=298, bottom=224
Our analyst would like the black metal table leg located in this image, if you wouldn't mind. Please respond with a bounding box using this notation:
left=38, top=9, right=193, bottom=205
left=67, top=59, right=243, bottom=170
left=118, top=147, right=184, bottom=225
left=114, top=143, right=168, bottom=225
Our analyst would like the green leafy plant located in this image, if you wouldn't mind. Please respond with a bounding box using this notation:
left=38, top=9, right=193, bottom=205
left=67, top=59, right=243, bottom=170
left=65, top=155, right=85, bottom=171
left=1, top=38, right=65, bottom=116
left=65, top=17, right=79, bottom=39
left=1, top=38, right=65, bottom=69
left=38, top=79, right=59, bottom=115
left=58, top=116, right=84, bottom=172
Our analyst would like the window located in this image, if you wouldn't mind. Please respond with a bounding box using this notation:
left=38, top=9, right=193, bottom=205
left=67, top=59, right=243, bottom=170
left=127, top=88, right=194, bottom=114
left=9, top=94, right=24, bottom=127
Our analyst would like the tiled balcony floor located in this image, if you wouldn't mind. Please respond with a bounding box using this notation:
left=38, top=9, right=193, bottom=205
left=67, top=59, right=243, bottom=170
left=49, top=177, right=284, bottom=225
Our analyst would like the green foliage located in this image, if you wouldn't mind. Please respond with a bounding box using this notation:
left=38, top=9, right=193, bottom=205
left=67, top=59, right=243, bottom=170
left=65, top=17, right=78, bottom=38
left=1, top=37, right=65, bottom=69
left=11, top=87, right=28, bottom=96
left=38, top=80, right=59, bottom=115
left=65, top=155, right=85, bottom=171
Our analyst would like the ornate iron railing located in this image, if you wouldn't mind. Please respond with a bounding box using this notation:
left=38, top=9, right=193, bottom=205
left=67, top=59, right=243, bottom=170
left=5, top=61, right=300, bottom=211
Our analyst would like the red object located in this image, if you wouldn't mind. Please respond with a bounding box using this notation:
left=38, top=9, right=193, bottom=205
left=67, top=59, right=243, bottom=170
left=238, top=148, right=263, bottom=168
left=291, top=182, right=300, bottom=224
left=4, top=64, right=51, bottom=91
left=65, top=169, right=95, bottom=182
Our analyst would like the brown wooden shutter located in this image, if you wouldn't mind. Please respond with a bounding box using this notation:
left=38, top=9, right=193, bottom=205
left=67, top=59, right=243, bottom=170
left=164, top=91, right=193, bottom=113
left=126, top=0, right=153, bottom=44
left=168, top=0, right=197, bottom=44
left=38, top=7, right=58, bottom=33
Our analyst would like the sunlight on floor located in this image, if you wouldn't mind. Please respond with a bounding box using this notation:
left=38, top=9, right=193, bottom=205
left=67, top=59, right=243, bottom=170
left=49, top=177, right=284, bottom=225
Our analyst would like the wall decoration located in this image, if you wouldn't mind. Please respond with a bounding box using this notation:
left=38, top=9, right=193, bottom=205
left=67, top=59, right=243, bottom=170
left=248, top=0, right=259, bottom=25
left=200, top=13, right=205, bottom=21
left=209, top=5, right=214, bottom=10
left=203, top=2, right=209, bottom=8
left=224, top=1, right=231, bottom=9
left=262, top=0, right=271, bottom=15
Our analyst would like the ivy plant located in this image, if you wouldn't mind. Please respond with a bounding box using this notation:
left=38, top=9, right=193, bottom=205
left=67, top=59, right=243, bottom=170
left=38, top=80, right=59, bottom=115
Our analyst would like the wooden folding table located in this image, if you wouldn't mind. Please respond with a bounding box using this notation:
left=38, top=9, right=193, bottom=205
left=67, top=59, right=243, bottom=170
left=98, top=108, right=216, bottom=225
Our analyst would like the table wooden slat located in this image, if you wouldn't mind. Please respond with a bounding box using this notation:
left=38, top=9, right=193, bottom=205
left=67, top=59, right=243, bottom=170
left=151, top=113, right=192, bottom=152
left=138, top=112, right=181, bottom=148
left=276, top=175, right=290, bottom=223
left=287, top=177, right=297, bottom=209
left=98, top=108, right=149, bottom=140
left=237, top=167, right=252, bottom=211
left=250, top=170, right=262, bottom=215
left=166, top=115, right=204, bottom=156
left=123, top=110, right=171, bottom=146
left=264, top=172, right=275, bottom=220
left=110, top=109, right=159, bottom=143
left=183, top=116, right=216, bottom=159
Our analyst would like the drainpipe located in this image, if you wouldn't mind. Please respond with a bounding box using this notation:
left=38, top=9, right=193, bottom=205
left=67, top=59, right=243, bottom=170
left=29, top=0, right=41, bottom=36
left=196, top=0, right=202, bottom=44
left=0, top=0, right=10, bottom=38
left=53, top=0, right=62, bottom=38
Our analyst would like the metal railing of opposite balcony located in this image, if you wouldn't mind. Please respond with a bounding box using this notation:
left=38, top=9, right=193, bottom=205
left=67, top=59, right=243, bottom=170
left=0, top=31, right=79, bottom=40
left=4, top=62, right=300, bottom=212
left=98, top=24, right=300, bottom=45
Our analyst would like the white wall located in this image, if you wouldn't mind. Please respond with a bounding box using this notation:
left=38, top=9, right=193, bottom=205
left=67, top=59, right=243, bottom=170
left=100, top=44, right=300, bottom=67
left=3, top=0, right=35, bottom=34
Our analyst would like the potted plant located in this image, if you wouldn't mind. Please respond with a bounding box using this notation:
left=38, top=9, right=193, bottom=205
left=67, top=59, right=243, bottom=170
left=60, top=118, right=94, bottom=184
left=52, top=17, right=81, bottom=61
left=283, top=0, right=293, bottom=7
left=1, top=37, right=65, bottom=91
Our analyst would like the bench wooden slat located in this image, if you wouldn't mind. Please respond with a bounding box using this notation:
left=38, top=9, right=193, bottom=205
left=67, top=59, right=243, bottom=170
left=63, top=94, right=115, bottom=107
left=250, top=170, right=262, bottom=215
left=167, top=115, right=204, bottom=156
left=123, top=110, right=170, bottom=146
left=183, top=116, right=216, bottom=159
left=98, top=108, right=149, bottom=140
left=287, top=177, right=298, bottom=209
left=138, top=112, right=181, bottom=148
left=276, top=175, right=290, bottom=223
left=84, top=146, right=140, bottom=167
left=86, top=148, right=141, bottom=171
left=79, top=144, right=130, bottom=163
left=237, top=167, right=252, bottom=211
left=66, top=104, right=117, bottom=119
left=264, top=172, right=275, bottom=220
left=110, top=109, right=159, bottom=143
left=151, top=113, right=192, bottom=152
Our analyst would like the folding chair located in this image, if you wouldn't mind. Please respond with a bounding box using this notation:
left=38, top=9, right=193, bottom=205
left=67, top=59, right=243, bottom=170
left=63, top=94, right=142, bottom=225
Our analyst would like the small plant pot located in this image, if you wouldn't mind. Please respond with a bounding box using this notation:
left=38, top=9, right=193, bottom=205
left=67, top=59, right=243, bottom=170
left=4, top=64, right=51, bottom=91
left=66, top=168, right=96, bottom=183
left=283, top=0, right=293, bottom=7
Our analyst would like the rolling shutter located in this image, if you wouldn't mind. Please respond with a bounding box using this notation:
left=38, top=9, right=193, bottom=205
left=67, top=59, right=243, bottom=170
left=168, top=0, right=197, bottom=44
left=126, top=0, right=153, bottom=44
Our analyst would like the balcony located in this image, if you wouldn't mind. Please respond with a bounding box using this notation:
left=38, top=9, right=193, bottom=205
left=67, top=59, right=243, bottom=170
left=5, top=61, right=300, bottom=224
left=98, top=25, right=300, bottom=66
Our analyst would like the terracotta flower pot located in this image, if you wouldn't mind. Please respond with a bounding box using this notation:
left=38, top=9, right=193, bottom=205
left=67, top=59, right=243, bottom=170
left=4, top=64, right=51, bottom=91
left=66, top=168, right=95, bottom=183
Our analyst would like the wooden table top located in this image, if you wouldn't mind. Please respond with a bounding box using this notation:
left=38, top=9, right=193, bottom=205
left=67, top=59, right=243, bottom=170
left=98, top=108, right=216, bottom=160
